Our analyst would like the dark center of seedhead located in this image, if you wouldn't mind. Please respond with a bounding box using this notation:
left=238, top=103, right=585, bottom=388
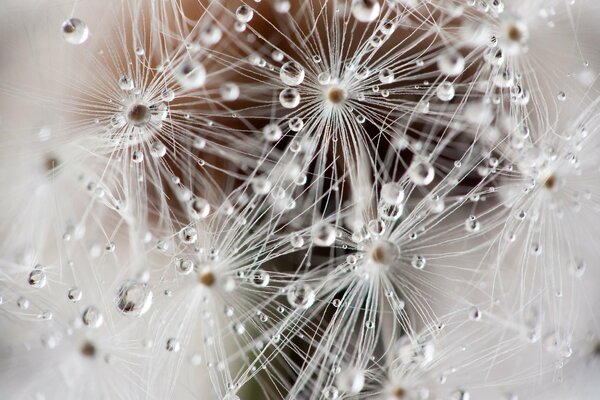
left=507, top=25, right=523, bottom=42
left=544, top=175, right=556, bottom=190
left=198, top=269, right=216, bottom=287
left=44, top=156, right=60, bottom=172
left=81, top=341, right=97, bottom=358
left=127, top=103, right=151, bottom=127
left=326, top=86, right=348, bottom=105
left=392, top=386, right=406, bottom=398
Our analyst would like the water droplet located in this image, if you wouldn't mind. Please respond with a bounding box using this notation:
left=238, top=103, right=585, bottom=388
left=287, top=283, right=316, bottom=309
left=411, top=255, right=426, bottom=270
left=166, top=338, right=180, bottom=352
left=279, top=88, right=301, bottom=108
left=118, top=75, right=134, bottom=91
left=280, top=61, right=305, bottom=86
left=251, top=270, right=270, bottom=287
left=28, top=269, right=47, bottom=288
left=312, top=222, right=336, bottom=246
left=82, top=306, right=104, bottom=328
left=179, top=227, right=198, bottom=244
left=115, top=281, right=153, bottom=317
left=380, top=182, right=404, bottom=205
left=67, top=287, right=82, bottom=302
left=175, top=59, right=206, bottom=89
left=235, top=5, right=254, bottom=23
left=408, top=159, right=435, bottom=185
left=263, top=123, right=283, bottom=141
left=351, top=0, right=381, bottom=23
left=436, top=82, right=455, bottom=101
left=62, top=18, right=89, bottom=45
left=336, top=368, right=365, bottom=394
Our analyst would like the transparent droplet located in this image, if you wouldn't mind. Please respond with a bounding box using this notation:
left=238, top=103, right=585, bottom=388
left=288, top=117, right=304, bottom=132
left=235, top=5, right=254, bottom=23
left=312, top=222, right=336, bottom=246
left=436, top=82, right=455, bottom=102
left=378, top=68, right=394, bottom=84
left=166, top=338, right=180, bottom=352
left=279, top=88, right=301, bottom=108
left=220, top=83, right=240, bottom=102
left=437, top=48, right=465, bottom=77
left=115, top=281, right=153, bottom=317
left=150, top=141, right=167, bottom=158
left=62, top=18, right=89, bottom=45
left=67, top=287, right=82, bottom=302
left=408, top=159, right=435, bottom=186
left=131, top=150, right=144, bottom=164
left=176, top=258, right=194, bottom=275
left=263, top=123, right=283, bottom=141
left=251, top=270, right=270, bottom=287
left=351, top=0, right=381, bottom=23
left=179, top=227, right=198, bottom=244
left=82, top=306, right=104, bottom=328
left=118, top=74, right=134, bottom=91
left=28, top=269, right=47, bottom=288
left=336, top=368, right=365, bottom=395
left=411, top=255, right=426, bottom=270
left=287, top=283, right=316, bottom=309
left=322, top=386, right=339, bottom=399
left=280, top=61, right=305, bottom=86
left=189, top=198, right=210, bottom=220
left=380, top=182, right=404, bottom=205
left=290, top=233, right=304, bottom=248
left=199, top=25, right=222, bottom=47
left=175, top=59, right=206, bottom=89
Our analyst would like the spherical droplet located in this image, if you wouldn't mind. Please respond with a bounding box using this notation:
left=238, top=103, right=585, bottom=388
left=118, top=75, right=134, bottom=91
left=28, top=269, right=47, bottom=288
left=279, top=88, right=301, bottom=109
left=280, top=61, right=305, bottom=86
left=150, top=141, right=167, bottom=158
left=351, top=0, right=381, bottom=23
left=381, top=182, right=404, bottom=205
left=336, top=368, right=365, bottom=395
left=235, top=5, right=254, bottom=23
left=251, top=270, right=270, bottom=287
left=175, top=59, right=206, bottom=89
left=411, top=255, right=427, bottom=270
left=67, top=287, right=82, bottom=302
left=115, top=281, right=153, bottom=317
left=290, top=233, right=304, bottom=248
left=263, top=123, right=283, bottom=142
left=287, top=282, right=316, bottom=309
left=189, top=198, right=210, bottom=220
left=378, top=68, right=394, bottom=84
left=220, top=83, right=240, bottom=102
left=62, top=18, right=89, bottom=45
left=408, top=159, right=435, bottom=186
left=179, top=227, right=198, bottom=244
left=437, top=48, right=465, bottom=77
left=166, top=338, right=181, bottom=352
left=436, top=82, right=455, bottom=102
left=82, top=306, right=104, bottom=328
left=312, top=222, right=336, bottom=246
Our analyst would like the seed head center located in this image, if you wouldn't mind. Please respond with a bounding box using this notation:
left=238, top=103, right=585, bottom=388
left=326, top=86, right=348, bottom=105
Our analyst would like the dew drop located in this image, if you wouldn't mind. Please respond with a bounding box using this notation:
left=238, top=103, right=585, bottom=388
left=82, top=306, right=104, bottom=328
left=287, top=283, right=316, bottom=309
left=280, top=61, right=305, bottom=86
left=62, top=18, right=89, bottom=45
left=115, top=281, right=153, bottom=317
